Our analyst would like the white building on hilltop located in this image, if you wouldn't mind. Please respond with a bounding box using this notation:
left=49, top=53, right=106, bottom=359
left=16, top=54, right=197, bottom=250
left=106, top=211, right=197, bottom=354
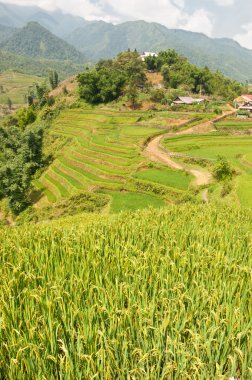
left=140, top=52, right=158, bottom=61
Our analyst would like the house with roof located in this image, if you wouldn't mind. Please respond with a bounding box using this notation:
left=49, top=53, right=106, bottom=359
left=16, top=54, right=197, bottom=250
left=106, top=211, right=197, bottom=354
left=172, top=96, right=205, bottom=105
left=233, top=94, right=252, bottom=117
left=234, top=94, right=252, bottom=108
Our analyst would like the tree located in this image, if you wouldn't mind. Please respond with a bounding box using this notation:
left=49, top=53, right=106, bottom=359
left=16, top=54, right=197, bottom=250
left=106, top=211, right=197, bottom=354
left=145, top=56, right=157, bottom=71
left=127, top=84, right=138, bottom=108
left=78, top=68, right=126, bottom=104
left=161, top=64, right=170, bottom=87
left=213, top=156, right=233, bottom=181
left=150, top=88, right=167, bottom=103
left=49, top=70, right=59, bottom=90
left=115, top=51, right=147, bottom=86
left=0, top=125, right=43, bottom=214
left=16, top=107, right=36, bottom=130
left=78, top=51, right=147, bottom=105
left=34, top=82, right=49, bottom=107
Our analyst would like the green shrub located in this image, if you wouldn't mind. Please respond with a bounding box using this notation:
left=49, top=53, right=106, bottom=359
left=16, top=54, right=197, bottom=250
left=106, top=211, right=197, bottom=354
left=213, top=156, right=233, bottom=181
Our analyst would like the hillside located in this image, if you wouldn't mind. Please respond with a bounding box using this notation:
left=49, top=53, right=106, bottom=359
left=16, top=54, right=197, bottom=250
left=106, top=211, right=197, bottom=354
left=65, top=20, right=252, bottom=82
left=0, top=49, right=86, bottom=79
left=0, top=22, right=84, bottom=62
left=0, top=24, right=15, bottom=43
left=0, top=71, right=44, bottom=106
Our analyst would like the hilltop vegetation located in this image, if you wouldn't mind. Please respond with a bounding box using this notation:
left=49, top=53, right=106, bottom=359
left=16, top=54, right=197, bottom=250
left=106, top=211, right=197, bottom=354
left=145, top=50, right=242, bottom=100
left=78, top=51, right=147, bottom=104
left=78, top=50, right=243, bottom=106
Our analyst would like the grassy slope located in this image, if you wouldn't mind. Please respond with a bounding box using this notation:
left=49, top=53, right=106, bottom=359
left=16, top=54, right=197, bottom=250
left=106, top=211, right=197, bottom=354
left=0, top=70, right=44, bottom=105
left=0, top=205, right=251, bottom=378
left=0, top=49, right=87, bottom=80
left=36, top=107, right=198, bottom=213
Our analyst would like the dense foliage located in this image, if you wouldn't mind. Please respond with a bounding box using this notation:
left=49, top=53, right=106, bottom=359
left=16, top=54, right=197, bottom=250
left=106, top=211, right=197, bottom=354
left=0, top=206, right=251, bottom=378
left=78, top=51, right=146, bottom=104
left=0, top=120, right=43, bottom=214
left=0, top=79, right=56, bottom=214
left=146, top=50, right=243, bottom=99
left=213, top=156, right=233, bottom=181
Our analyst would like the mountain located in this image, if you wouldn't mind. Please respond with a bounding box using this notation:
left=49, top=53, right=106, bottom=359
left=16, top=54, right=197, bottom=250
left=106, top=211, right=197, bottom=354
left=0, top=22, right=84, bottom=62
left=0, top=24, right=16, bottom=43
left=0, top=49, right=86, bottom=79
left=65, top=20, right=252, bottom=82
left=1, top=2, right=252, bottom=81
left=0, top=2, right=87, bottom=37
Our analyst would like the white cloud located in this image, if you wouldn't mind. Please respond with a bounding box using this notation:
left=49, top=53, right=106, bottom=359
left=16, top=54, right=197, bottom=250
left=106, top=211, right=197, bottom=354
left=214, top=0, right=234, bottom=5
left=182, top=9, right=213, bottom=36
left=234, top=23, right=252, bottom=49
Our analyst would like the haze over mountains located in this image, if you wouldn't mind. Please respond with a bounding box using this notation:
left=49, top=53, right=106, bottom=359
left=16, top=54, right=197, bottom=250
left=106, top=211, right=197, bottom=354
left=1, top=2, right=252, bottom=82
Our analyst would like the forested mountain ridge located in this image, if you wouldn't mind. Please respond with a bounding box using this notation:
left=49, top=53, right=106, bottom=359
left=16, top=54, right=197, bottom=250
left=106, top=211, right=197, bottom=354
left=0, top=22, right=84, bottom=62
left=66, top=20, right=252, bottom=82
left=0, top=24, right=16, bottom=43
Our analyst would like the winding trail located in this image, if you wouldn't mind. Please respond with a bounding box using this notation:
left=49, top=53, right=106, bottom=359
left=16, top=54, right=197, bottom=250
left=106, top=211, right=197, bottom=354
left=144, top=107, right=236, bottom=200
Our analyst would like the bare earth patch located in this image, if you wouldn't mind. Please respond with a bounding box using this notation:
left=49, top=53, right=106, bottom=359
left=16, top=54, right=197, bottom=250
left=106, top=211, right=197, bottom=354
left=49, top=76, right=77, bottom=97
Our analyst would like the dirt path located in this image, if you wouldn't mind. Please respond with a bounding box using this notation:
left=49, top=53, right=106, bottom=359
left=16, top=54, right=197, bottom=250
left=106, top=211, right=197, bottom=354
left=144, top=106, right=236, bottom=199
left=145, top=134, right=212, bottom=187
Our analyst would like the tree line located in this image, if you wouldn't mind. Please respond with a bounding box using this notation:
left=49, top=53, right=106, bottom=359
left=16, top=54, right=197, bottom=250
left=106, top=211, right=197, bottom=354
left=0, top=72, right=59, bottom=215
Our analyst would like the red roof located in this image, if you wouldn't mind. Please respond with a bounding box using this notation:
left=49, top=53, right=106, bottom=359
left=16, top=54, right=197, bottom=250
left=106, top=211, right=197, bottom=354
left=242, top=94, right=252, bottom=100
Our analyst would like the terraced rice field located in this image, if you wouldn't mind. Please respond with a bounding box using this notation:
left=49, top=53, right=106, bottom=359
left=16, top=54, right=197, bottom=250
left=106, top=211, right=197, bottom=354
left=36, top=108, right=195, bottom=212
left=0, top=70, right=44, bottom=105
left=162, top=133, right=252, bottom=207
left=214, top=117, right=252, bottom=131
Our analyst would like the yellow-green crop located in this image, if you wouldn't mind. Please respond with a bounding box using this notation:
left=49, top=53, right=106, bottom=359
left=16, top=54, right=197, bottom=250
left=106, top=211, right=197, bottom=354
left=0, top=204, right=251, bottom=379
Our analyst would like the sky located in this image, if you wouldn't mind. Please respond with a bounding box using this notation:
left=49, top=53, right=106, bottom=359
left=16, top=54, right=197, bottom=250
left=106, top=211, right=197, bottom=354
left=2, top=0, right=252, bottom=49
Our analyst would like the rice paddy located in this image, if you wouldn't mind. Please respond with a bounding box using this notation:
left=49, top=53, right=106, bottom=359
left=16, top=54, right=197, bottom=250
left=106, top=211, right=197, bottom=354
left=162, top=129, right=252, bottom=207
left=36, top=107, right=196, bottom=212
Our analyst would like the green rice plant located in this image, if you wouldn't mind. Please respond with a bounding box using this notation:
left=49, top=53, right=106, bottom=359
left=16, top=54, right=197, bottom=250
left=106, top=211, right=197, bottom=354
left=0, top=205, right=251, bottom=378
